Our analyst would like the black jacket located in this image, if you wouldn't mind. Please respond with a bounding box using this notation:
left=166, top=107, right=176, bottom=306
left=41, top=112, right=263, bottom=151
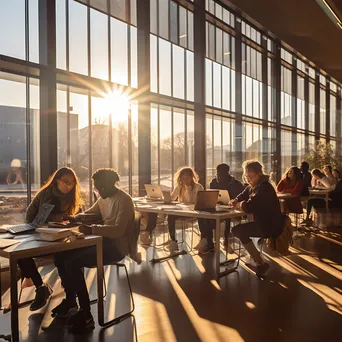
left=301, top=171, right=312, bottom=196
left=330, top=179, right=342, bottom=208
left=237, top=175, right=283, bottom=238
left=210, top=175, right=245, bottom=199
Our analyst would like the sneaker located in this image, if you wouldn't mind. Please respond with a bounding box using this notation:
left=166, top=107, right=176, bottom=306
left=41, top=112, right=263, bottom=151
left=29, top=284, right=53, bottom=311
left=140, top=231, right=152, bottom=245
left=67, top=309, right=95, bottom=334
left=51, top=299, right=78, bottom=318
left=165, top=240, right=179, bottom=252
left=198, top=243, right=214, bottom=255
left=194, top=238, right=208, bottom=250
left=256, top=262, right=270, bottom=277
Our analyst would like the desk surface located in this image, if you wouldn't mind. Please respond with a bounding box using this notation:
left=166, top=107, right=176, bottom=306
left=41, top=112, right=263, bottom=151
left=133, top=198, right=244, bottom=219
left=0, top=235, right=102, bottom=260
left=309, top=189, right=331, bottom=194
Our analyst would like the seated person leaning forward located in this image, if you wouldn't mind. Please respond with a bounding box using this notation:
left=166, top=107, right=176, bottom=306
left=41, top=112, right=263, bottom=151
left=17, top=167, right=83, bottom=311
left=276, top=166, right=303, bottom=214
left=51, top=168, right=134, bottom=333
left=140, top=166, right=204, bottom=252
left=303, top=178, right=342, bottom=226
left=196, top=163, right=245, bottom=254
left=230, top=160, right=283, bottom=277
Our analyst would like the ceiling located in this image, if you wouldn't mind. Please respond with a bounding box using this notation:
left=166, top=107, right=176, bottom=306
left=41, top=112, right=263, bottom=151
left=224, top=0, right=342, bottom=84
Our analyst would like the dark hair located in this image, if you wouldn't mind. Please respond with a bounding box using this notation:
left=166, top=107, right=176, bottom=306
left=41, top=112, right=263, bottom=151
left=283, top=166, right=302, bottom=182
left=92, top=168, right=120, bottom=185
left=312, top=169, right=325, bottom=178
left=300, top=161, right=309, bottom=171
left=324, top=165, right=332, bottom=173
left=35, top=167, right=83, bottom=215
left=242, top=160, right=264, bottom=174
left=217, top=163, right=230, bottom=173
left=333, top=169, right=340, bottom=176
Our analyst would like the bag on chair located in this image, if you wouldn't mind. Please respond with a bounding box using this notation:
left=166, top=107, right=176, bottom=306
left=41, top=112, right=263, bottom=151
left=266, top=215, right=293, bottom=255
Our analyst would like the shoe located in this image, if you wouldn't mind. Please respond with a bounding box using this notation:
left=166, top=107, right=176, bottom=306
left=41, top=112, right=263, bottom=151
left=140, top=231, right=152, bottom=245
left=165, top=240, right=179, bottom=252
left=29, top=284, right=53, bottom=311
left=51, top=299, right=78, bottom=318
left=198, top=239, right=214, bottom=254
left=256, top=262, right=270, bottom=277
left=194, top=238, right=208, bottom=250
left=67, top=309, right=95, bottom=334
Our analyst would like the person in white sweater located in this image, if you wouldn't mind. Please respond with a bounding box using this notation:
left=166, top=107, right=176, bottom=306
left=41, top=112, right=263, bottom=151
left=140, top=167, right=204, bottom=252
left=311, top=169, right=335, bottom=190
left=52, top=168, right=134, bottom=333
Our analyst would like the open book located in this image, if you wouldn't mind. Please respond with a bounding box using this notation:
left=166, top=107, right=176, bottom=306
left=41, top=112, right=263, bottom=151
left=36, top=227, right=79, bottom=241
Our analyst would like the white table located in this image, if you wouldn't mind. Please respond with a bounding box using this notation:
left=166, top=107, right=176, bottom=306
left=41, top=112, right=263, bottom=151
left=133, top=198, right=246, bottom=278
left=309, top=189, right=331, bottom=211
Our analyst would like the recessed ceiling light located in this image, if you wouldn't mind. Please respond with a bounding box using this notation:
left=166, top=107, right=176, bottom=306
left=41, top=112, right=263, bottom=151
left=179, top=34, right=187, bottom=39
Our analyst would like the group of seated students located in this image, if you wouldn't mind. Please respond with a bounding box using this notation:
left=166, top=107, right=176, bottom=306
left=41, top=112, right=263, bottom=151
left=140, top=161, right=283, bottom=276
left=18, top=167, right=134, bottom=333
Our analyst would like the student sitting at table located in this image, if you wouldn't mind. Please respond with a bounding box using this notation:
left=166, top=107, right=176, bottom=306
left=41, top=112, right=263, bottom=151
left=140, top=166, right=204, bottom=252
left=230, top=160, right=283, bottom=277
left=52, top=168, right=134, bottom=333
left=303, top=178, right=342, bottom=225
left=323, top=165, right=337, bottom=188
left=17, top=167, right=83, bottom=311
left=196, top=163, right=244, bottom=254
left=300, top=161, right=312, bottom=196
left=276, top=166, right=303, bottom=214
left=332, top=168, right=340, bottom=182
left=311, top=168, right=335, bottom=190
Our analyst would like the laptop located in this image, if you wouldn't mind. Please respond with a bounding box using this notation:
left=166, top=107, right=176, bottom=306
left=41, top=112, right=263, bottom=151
left=7, top=203, right=55, bottom=234
left=194, top=190, right=219, bottom=211
left=217, top=190, right=230, bottom=205
left=162, top=190, right=177, bottom=204
left=144, top=184, right=163, bottom=200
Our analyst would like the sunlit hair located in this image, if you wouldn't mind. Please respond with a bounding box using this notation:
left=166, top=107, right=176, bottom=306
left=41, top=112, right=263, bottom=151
left=92, top=168, right=120, bottom=186
left=312, top=169, right=325, bottom=178
left=282, top=166, right=302, bottom=182
left=34, top=167, right=83, bottom=215
left=175, top=166, right=199, bottom=188
left=242, top=160, right=265, bottom=175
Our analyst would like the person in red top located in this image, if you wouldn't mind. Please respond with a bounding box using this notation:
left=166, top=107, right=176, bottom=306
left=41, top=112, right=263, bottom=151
left=276, top=166, right=304, bottom=213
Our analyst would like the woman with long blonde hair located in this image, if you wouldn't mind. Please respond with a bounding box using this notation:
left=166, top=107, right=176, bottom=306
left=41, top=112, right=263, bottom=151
left=140, top=166, right=204, bottom=252
left=18, top=167, right=83, bottom=312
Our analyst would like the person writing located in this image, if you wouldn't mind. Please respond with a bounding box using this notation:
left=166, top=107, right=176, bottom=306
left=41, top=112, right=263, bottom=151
left=17, top=167, right=83, bottom=311
left=140, top=167, right=204, bottom=252
left=230, top=160, right=283, bottom=277
left=311, top=169, right=334, bottom=190
left=52, top=168, right=134, bottom=333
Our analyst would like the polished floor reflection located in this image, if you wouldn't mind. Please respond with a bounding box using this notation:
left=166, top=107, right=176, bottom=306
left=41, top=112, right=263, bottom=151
left=0, top=224, right=341, bottom=342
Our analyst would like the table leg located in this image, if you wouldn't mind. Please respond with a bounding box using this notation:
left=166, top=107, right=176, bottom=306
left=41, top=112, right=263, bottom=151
left=215, top=218, right=220, bottom=278
left=10, top=257, right=19, bottom=342
left=96, top=240, right=104, bottom=326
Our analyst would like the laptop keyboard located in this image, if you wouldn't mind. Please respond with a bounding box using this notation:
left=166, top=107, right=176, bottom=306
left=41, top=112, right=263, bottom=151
left=7, top=224, right=36, bottom=234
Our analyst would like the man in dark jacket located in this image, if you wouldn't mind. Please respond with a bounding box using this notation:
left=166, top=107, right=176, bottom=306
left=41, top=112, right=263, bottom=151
left=231, top=160, right=283, bottom=276
left=300, top=161, right=312, bottom=197
left=196, top=164, right=245, bottom=254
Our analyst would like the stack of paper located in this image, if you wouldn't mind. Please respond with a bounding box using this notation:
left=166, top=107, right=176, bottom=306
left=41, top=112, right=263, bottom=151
left=36, top=227, right=74, bottom=241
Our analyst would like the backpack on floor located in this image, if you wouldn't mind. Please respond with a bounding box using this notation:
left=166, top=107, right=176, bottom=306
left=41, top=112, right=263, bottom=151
left=266, top=215, right=293, bottom=255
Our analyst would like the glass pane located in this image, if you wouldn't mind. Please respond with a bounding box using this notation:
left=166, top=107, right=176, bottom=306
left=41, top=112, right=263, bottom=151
left=150, top=35, right=158, bottom=93
left=216, top=28, right=222, bottom=64
left=213, top=62, right=221, bottom=108
left=173, top=45, right=185, bottom=99
left=150, top=0, right=157, bottom=34
left=111, top=18, right=128, bottom=85
left=56, top=0, right=67, bottom=70
left=179, top=6, right=187, bottom=48
left=90, top=9, right=109, bottom=80
left=69, top=0, right=88, bottom=75
left=187, top=111, right=194, bottom=167
left=159, top=0, right=169, bottom=40
left=186, top=51, right=194, bottom=102
left=173, top=109, right=185, bottom=171
left=170, top=1, right=178, bottom=44
left=131, top=26, right=138, bottom=88
left=206, top=116, right=213, bottom=184
left=188, top=11, right=194, bottom=51
left=29, top=0, right=39, bottom=63
left=159, top=39, right=171, bottom=96
left=160, top=107, right=172, bottom=190
left=0, top=73, right=27, bottom=224
left=0, top=0, right=25, bottom=60
left=131, top=103, right=139, bottom=195
left=213, top=117, right=222, bottom=167
left=57, top=88, right=68, bottom=169
left=222, top=67, right=230, bottom=111
left=151, top=105, right=159, bottom=184
left=110, top=0, right=127, bottom=22
left=205, top=59, right=212, bottom=106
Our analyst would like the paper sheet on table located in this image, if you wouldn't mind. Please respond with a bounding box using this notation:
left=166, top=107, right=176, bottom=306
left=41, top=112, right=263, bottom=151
left=0, top=239, right=21, bottom=249
left=136, top=204, right=153, bottom=208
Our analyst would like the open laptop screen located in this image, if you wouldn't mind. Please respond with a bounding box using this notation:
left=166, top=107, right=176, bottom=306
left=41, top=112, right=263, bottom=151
left=32, top=203, right=55, bottom=226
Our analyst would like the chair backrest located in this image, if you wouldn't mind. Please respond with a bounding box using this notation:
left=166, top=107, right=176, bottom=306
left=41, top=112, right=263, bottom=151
left=127, top=211, right=142, bottom=264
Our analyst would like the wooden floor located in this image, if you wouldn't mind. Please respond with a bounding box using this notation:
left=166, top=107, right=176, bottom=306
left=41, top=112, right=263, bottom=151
left=0, top=223, right=341, bottom=342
